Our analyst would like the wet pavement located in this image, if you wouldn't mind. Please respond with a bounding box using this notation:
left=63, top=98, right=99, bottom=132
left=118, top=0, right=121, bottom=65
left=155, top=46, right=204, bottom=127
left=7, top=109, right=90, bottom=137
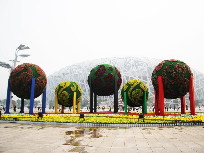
left=0, top=123, right=204, bottom=153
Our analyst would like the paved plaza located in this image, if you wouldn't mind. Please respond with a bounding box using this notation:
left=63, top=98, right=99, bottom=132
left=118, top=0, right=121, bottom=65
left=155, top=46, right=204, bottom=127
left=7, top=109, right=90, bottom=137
left=0, top=123, right=204, bottom=153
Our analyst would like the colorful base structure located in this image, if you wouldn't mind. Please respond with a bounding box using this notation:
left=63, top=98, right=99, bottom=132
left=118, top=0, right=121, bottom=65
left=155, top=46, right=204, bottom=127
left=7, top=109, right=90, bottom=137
left=54, top=91, right=80, bottom=114
left=5, top=78, right=47, bottom=114
left=89, top=78, right=119, bottom=113
left=154, top=75, right=196, bottom=116
left=123, top=91, right=147, bottom=115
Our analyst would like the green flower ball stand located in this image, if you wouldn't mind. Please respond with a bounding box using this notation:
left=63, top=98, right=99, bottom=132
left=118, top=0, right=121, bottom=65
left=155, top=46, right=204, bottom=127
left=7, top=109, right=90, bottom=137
left=152, top=60, right=196, bottom=116
left=5, top=63, right=47, bottom=114
left=88, top=64, right=122, bottom=113
left=121, top=80, right=149, bottom=115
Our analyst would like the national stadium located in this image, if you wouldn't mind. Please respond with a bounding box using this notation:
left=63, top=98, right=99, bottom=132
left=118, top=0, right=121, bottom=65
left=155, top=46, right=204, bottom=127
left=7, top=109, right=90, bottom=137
left=46, top=57, right=204, bottom=108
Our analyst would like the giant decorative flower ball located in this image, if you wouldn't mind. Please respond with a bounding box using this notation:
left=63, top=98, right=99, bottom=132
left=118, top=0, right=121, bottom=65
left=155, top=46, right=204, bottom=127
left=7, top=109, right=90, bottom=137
left=55, top=81, right=82, bottom=107
left=121, top=80, right=149, bottom=107
left=151, top=59, right=192, bottom=99
left=9, top=63, right=47, bottom=99
left=88, top=64, right=122, bottom=96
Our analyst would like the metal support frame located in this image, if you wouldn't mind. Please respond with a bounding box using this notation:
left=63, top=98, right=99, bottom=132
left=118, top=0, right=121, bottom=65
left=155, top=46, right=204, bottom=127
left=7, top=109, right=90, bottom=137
left=29, top=78, right=35, bottom=114
left=5, top=79, right=11, bottom=114
left=42, top=88, right=46, bottom=114
left=114, top=78, right=118, bottom=113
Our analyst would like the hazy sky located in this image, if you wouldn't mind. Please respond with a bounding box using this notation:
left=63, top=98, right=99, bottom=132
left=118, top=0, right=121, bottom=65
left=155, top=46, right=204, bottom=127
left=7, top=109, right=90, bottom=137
left=0, top=0, right=204, bottom=100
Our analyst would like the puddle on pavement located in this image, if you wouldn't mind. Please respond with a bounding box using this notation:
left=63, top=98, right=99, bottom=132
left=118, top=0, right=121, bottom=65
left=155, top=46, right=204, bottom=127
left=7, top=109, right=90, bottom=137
left=142, top=128, right=152, bottom=134
left=157, top=127, right=166, bottom=130
left=65, top=129, right=85, bottom=137
left=64, top=128, right=103, bottom=146
left=170, top=138, right=177, bottom=139
left=37, top=126, right=45, bottom=130
left=105, top=127, right=130, bottom=130
left=68, top=147, right=88, bottom=153
left=89, top=129, right=102, bottom=138
left=65, top=128, right=102, bottom=138
left=3, top=125, right=20, bottom=128
left=142, top=127, right=151, bottom=130
left=119, top=127, right=130, bottom=129
left=63, top=136, right=81, bottom=146
left=175, top=127, right=183, bottom=130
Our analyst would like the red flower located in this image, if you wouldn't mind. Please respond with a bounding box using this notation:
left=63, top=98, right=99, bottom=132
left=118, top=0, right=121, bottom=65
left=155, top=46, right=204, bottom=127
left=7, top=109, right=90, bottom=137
left=95, top=65, right=106, bottom=76
left=108, top=67, right=113, bottom=71
left=104, top=84, right=114, bottom=94
left=115, top=67, right=121, bottom=77
left=117, top=78, right=122, bottom=87
left=94, top=77, right=103, bottom=87
left=104, top=73, right=114, bottom=82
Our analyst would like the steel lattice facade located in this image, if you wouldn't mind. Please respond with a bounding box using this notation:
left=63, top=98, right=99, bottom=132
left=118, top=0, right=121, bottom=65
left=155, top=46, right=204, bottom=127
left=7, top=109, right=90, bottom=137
left=46, top=57, right=204, bottom=107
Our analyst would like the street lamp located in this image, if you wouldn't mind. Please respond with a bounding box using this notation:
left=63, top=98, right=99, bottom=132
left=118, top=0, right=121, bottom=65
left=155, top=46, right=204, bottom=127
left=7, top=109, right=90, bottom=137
left=13, top=44, right=30, bottom=69
left=0, top=44, right=30, bottom=112
left=18, top=54, right=30, bottom=57
left=0, top=61, right=12, bottom=69
left=0, top=44, right=30, bottom=71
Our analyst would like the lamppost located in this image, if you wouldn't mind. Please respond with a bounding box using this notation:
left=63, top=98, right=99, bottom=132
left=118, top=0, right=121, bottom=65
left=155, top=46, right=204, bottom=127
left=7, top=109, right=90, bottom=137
left=0, top=44, right=30, bottom=71
left=0, top=44, right=30, bottom=112
left=12, top=44, right=30, bottom=69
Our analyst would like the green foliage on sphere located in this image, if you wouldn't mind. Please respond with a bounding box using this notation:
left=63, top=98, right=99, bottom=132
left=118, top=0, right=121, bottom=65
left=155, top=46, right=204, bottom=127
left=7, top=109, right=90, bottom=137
left=9, top=63, right=47, bottom=99
left=151, top=59, right=192, bottom=99
left=88, top=64, right=122, bottom=96
left=121, top=80, right=149, bottom=107
left=55, top=81, right=82, bottom=107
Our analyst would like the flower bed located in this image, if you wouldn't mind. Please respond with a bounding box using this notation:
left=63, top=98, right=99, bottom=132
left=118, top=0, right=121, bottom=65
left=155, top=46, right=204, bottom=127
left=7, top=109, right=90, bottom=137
left=1, top=114, right=203, bottom=124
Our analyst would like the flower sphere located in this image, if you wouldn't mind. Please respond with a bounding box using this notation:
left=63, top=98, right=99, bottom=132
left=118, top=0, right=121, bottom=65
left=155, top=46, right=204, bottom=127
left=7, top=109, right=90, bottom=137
left=121, top=80, right=149, bottom=107
left=151, top=59, right=192, bottom=99
left=88, top=64, right=122, bottom=96
left=55, top=81, right=82, bottom=107
left=9, top=63, right=47, bottom=99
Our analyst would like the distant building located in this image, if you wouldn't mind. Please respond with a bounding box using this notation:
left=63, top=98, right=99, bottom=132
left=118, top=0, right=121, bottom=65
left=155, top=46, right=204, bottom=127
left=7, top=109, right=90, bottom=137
left=47, top=57, right=204, bottom=107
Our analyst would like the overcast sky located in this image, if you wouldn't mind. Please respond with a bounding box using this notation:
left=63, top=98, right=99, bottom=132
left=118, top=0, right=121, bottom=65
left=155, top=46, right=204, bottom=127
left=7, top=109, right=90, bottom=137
left=0, top=0, right=204, bottom=100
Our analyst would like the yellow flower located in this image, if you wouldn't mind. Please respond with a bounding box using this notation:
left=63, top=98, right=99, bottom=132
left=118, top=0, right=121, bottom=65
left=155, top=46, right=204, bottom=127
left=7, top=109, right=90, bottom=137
left=122, top=84, right=128, bottom=91
left=77, top=95, right=82, bottom=102
left=130, top=89, right=143, bottom=104
left=129, top=80, right=140, bottom=85
left=63, top=81, right=70, bottom=87
left=78, top=86, right=82, bottom=93
left=140, top=82, right=148, bottom=91
left=58, top=91, right=69, bottom=101
left=71, top=85, right=76, bottom=92
left=58, top=81, right=70, bottom=94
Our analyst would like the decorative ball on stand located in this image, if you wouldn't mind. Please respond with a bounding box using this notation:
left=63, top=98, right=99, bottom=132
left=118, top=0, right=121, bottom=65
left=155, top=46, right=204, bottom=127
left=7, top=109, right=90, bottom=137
left=151, top=59, right=192, bottom=99
left=9, top=63, right=47, bottom=99
left=121, top=80, right=149, bottom=107
left=88, top=64, right=122, bottom=96
left=55, top=81, right=82, bottom=107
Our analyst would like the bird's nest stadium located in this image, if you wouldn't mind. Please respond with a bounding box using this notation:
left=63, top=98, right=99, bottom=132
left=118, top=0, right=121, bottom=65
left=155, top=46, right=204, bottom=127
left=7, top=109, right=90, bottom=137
left=46, top=57, right=204, bottom=108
